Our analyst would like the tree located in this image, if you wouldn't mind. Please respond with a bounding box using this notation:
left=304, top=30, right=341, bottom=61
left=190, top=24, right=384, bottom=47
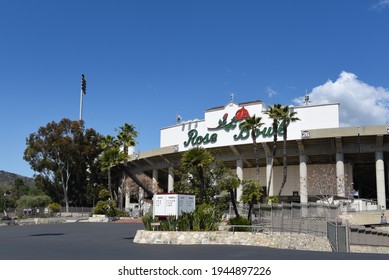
left=93, top=189, right=118, bottom=217
left=278, top=106, right=300, bottom=197
left=181, top=147, right=214, bottom=204
left=307, top=164, right=352, bottom=204
left=264, top=104, right=282, bottom=190
left=122, top=173, right=163, bottom=215
left=240, top=179, right=263, bottom=221
left=99, top=135, right=127, bottom=200
left=218, top=175, right=241, bottom=218
left=117, top=123, right=137, bottom=155
left=1, top=178, right=33, bottom=209
left=175, top=148, right=229, bottom=205
left=99, top=123, right=139, bottom=207
left=0, top=187, right=7, bottom=212
left=116, top=123, right=138, bottom=209
left=241, top=115, right=264, bottom=182
left=123, top=173, right=163, bottom=201
left=24, top=118, right=103, bottom=211
left=16, top=195, right=52, bottom=209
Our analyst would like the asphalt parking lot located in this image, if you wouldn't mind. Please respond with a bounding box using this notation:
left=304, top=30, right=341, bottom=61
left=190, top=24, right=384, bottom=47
left=0, top=222, right=388, bottom=260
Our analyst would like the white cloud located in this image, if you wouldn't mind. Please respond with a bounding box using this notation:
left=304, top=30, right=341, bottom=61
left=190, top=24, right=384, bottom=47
left=293, top=71, right=389, bottom=127
left=372, top=0, right=389, bottom=11
left=266, top=86, right=277, bottom=98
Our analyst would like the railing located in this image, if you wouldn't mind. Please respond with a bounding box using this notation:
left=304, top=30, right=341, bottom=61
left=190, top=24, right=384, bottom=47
left=224, top=224, right=266, bottom=234
left=230, top=202, right=341, bottom=236
left=1, top=207, right=93, bottom=219
left=327, top=221, right=349, bottom=252
left=58, top=207, right=93, bottom=217
left=229, top=203, right=389, bottom=252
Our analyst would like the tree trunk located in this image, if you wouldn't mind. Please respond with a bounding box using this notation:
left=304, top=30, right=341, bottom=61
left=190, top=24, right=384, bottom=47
left=247, top=203, right=253, bottom=221
left=198, top=166, right=205, bottom=204
left=251, top=130, right=260, bottom=183
left=60, top=164, right=70, bottom=213
left=267, top=123, right=278, bottom=190
left=108, top=166, right=113, bottom=200
left=278, top=123, right=288, bottom=197
left=229, top=189, right=240, bottom=218
left=247, top=195, right=256, bottom=222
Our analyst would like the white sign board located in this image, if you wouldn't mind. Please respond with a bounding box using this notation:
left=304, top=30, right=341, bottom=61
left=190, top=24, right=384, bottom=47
left=153, top=194, right=195, bottom=217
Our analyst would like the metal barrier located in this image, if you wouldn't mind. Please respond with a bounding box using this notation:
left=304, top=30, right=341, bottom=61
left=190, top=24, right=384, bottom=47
left=225, top=224, right=266, bottom=234
left=231, top=203, right=389, bottom=252
left=327, top=221, right=349, bottom=252
left=1, top=207, right=93, bottom=219
left=233, top=202, right=341, bottom=236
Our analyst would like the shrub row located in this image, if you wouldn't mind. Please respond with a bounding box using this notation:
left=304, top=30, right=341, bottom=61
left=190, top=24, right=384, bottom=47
left=142, top=204, right=222, bottom=231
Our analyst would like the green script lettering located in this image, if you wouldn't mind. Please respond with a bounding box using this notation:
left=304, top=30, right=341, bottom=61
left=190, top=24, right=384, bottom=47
left=184, top=129, right=218, bottom=147
left=184, top=120, right=290, bottom=147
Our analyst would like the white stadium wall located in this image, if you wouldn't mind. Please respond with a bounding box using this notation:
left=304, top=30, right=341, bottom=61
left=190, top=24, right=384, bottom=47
left=160, top=101, right=340, bottom=151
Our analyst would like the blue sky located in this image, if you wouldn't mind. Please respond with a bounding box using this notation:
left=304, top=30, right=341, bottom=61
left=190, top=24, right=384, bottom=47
left=1, top=0, right=389, bottom=177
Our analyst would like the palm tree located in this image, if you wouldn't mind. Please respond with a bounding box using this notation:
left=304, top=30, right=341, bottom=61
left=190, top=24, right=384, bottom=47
left=181, top=147, right=214, bottom=204
left=264, top=104, right=282, bottom=192
left=117, top=123, right=137, bottom=155
left=99, top=135, right=127, bottom=200
left=117, top=123, right=138, bottom=209
left=219, top=175, right=241, bottom=218
left=241, top=179, right=263, bottom=221
left=241, top=115, right=264, bottom=183
left=278, top=105, right=300, bottom=197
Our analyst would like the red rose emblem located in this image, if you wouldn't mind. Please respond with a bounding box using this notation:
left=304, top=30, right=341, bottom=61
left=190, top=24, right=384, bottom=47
left=235, top=107, right=249, bottom=121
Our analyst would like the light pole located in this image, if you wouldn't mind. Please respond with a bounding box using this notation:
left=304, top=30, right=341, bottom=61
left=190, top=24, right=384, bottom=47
left=79, top=74, right=87, bottom=120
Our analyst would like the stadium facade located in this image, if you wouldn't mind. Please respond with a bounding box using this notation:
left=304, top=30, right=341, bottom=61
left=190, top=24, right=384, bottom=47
left=124, top=100, right=389, bottom=210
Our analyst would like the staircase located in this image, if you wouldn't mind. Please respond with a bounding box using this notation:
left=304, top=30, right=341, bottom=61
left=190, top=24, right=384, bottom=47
left=340, top=210, right=388, bottom=226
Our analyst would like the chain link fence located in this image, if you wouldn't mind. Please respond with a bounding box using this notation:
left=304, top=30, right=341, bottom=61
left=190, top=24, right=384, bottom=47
left=1, top=207, right=93, bottom=219
left=230, top=202, right=341, bottom=236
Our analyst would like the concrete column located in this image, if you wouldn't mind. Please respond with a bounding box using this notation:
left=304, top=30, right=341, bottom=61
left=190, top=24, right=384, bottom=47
left=152, top=169, right=158, bottom=191
left=299, top=154, right=308, bottom=204
left=376, top=151, right=386, bottom=210
left=138, top=187, right=145, bottom=216
left=236, top=158, right=243, bottom=202
left=125, top=189, right=130, bottom=212
left=336, top=152, right=345, bottom=197
left=168, top=167, right=174, bottom=193
left=266, top=157, right=274, bottom=196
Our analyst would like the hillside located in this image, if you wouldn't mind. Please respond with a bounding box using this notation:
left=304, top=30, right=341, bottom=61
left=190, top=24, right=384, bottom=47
left=0, top=170, right=35, bottom=190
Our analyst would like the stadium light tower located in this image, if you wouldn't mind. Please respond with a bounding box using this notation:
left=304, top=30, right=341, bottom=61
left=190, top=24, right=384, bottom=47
left=79, top=74, right=87, bottom=120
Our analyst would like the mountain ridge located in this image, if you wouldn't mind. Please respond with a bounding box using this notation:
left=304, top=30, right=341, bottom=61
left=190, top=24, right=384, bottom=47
left=0, top=170, right=35, bottom=190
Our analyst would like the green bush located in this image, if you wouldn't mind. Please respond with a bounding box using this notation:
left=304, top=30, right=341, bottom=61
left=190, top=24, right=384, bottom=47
left=48, top=203, right=61, bottom=215
left=266, top=196, right=279, bottom=204
left=142, top=203, right=222, bottom=231
left=160, top=216, right=177, bottom=231
left=194, top=203, right=221, bottom=231
left=98, top=189, right=111, bottom=200
left=16, top=195, right=52, bottom=209
left=228, top=216, right=251, bottom=232
left=115, top=209, right=129, bottom=217
left=93, top=200, right=117, bottom=217
left=141, top=213, right=156, bottom=230
left=177, top=212, right=192, bottom=231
